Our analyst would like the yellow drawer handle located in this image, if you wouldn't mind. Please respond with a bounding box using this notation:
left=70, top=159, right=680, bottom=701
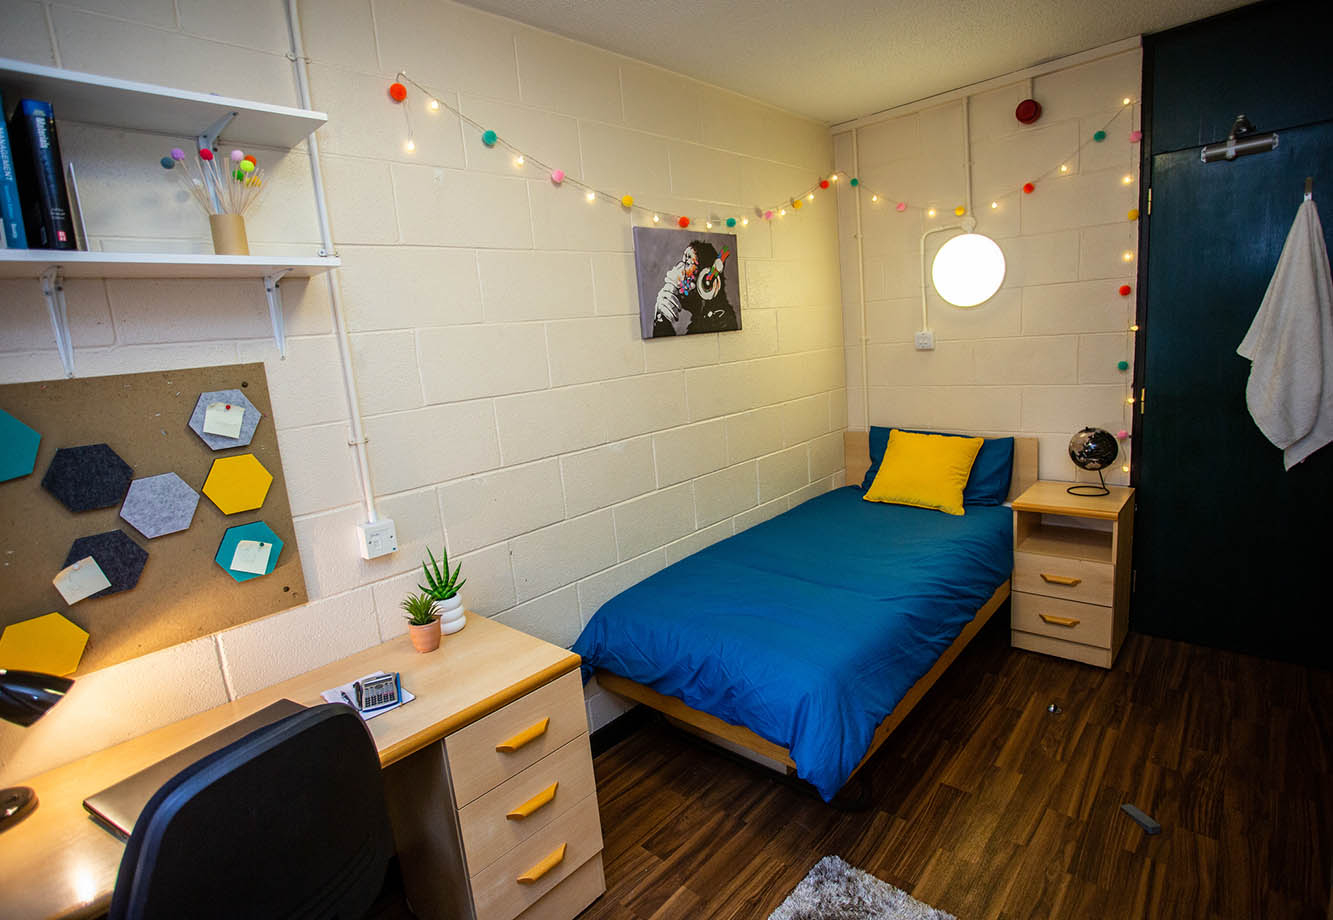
left=496, top=717, right=550, bottom=753
left=1040, top=573, right=1082, bottom=586
left=507, top=782, right=558, bottom=821
left=516, top=842, right=567, bottom=885
left=1040, top=613, right=1081, bottom=627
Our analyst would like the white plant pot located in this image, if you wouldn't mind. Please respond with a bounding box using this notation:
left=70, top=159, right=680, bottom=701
left=438, top=596, right=466, bottom=635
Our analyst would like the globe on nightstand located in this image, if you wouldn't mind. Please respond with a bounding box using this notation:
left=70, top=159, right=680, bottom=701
left=1067, top=427, right=1118, bottom=496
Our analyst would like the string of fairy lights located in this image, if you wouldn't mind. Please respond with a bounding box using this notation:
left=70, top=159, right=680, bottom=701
left=388, top=73, right=1142, bottom=474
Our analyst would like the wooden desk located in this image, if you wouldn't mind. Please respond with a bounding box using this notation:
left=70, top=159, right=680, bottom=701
left=0, top=613, right=605, bottom=920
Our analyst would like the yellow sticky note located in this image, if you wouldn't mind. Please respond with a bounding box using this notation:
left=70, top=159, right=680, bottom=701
left=53, top=556, right=111, bottom=605
left=203, top=401, right=245, bottom=438
left=230, top=539, right=271, bottom=575
left=0, top=612, right=90, bottom=676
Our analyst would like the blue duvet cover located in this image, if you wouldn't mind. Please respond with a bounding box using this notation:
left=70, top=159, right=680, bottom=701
left=572, top=486, right=1012, bottom=800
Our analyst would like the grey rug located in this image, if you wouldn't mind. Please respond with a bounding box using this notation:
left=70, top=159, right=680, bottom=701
left=768, top=856, right=957, bottom=920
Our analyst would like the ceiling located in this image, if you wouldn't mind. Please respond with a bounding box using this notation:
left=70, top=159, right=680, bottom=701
left=457, top=0, right=1252, bottom=124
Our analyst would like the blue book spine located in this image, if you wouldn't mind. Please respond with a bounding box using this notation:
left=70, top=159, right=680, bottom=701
left=9, top=98, right=74, bottom=250
left=0, top=92, right=29, bottom=249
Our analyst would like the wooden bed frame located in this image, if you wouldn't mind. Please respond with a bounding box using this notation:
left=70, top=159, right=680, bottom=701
left=596, top=430, right=1038, bottom=783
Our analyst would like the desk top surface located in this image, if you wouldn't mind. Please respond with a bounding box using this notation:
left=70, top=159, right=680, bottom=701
left=0, top=613, right=581, bottom=920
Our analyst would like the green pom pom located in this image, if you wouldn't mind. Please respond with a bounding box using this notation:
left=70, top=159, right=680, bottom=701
left=1117, top=360, right=1129, bottom=371
left=849, top=177, right=859, bottom=187
left=1093, top=130, right=1107, bottom=142
left=481, top=129, right=498, bottom=147
left=726, top=217, right=736, bottom=227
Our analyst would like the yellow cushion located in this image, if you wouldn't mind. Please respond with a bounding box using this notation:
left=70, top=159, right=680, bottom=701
left=862, top=429, right=983, bottom=515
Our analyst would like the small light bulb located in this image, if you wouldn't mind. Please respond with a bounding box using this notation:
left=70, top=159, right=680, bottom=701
left=830, top=174, right=839, bottom=182
left=1060, top=164, right=1069, bottom=173
left=741, top=217, right=749, bottom=226
left=927, top=208, right=937, bottom=218
left=1122, top=174, right=1133, bottom=185
left=1122, top=97, right=1132, bottom=105
left=585, top=190, right=596, bottom=202
left=779, top=208, right=786, bottom=216
left=990, top=201, right=998, bottom=209
left=807, top=193, right=815, bottom=201
left=1129, top=324, right=1139, bottom=332
left=1121, top=464, right=1130, bottom=472
left=871, top=194, right=879, bottom=202
left=705, top=221, right=713, bottom=229
left=514, top=155, right=525, bottom=166
left=427, top=98, right=440, bottom=111
left=652, top=213, right=660, bottom=223
left=404, top=138, right=416, bottom=152
left=1123, top=251, right=1135, bottom=262
left=1127, top=395, right=1136, bottom=404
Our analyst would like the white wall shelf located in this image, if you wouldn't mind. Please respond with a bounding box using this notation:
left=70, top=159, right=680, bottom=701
left=0, top=250, right=340, bottom=280
left=0, top=57, right=327, bottom=147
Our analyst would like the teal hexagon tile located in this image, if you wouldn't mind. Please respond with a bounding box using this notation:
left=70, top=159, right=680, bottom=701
left=0, top=409, right=41, bottom=483
left=215, top=521, right=283, bottom=583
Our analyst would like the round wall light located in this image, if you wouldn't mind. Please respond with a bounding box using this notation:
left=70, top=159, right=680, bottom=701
left=931, top=232, right=1006, bottom=307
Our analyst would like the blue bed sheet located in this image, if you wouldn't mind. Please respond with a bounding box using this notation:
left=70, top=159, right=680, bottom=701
left=571, top=486, right=1012, bottom=800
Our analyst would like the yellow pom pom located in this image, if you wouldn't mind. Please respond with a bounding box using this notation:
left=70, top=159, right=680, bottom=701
left=1128, top=208, right=1140, bottom=221
left=792, top=199, right=803, bottom=210
left=954, top=205, right=966, bottom=216
left=621, top=194, right=634, bottom=208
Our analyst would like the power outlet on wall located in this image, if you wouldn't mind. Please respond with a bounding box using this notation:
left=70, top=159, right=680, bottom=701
left=356, top=519, right=398, bottom=560
left=914, top=330, right=936, bottom=351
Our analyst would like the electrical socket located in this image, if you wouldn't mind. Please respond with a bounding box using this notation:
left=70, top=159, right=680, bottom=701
left=356, top=519, right=398, bottom=560
left=914, top=330, right=936, bottom=351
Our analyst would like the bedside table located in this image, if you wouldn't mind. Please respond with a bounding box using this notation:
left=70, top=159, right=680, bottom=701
left=1009, top=481, right=1135, bottom=668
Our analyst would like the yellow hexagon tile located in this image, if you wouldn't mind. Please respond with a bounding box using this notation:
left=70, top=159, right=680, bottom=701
left=202, top=454, right=273, bottom=515
left=0, top=612, right=90, bottom=676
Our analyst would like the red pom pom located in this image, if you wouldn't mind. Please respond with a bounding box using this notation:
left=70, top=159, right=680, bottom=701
left=678, top=216, right=690, bottom=228
left=389, top=82, right=407, bottom=102
left=198, top=148, right=214, bottom=160
left=1022, top=182, right=1035, bottom=194
left=244, top=155, right=257, bottom=165
left=819, top=180, right=830, bottom=189
left=1118, top=284, right=1132, bottom=296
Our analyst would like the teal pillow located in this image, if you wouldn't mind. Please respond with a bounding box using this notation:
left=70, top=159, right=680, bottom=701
left=861, top=427, right=1013, bottom=505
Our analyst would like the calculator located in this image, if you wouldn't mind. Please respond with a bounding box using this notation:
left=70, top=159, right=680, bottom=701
left=354, top=672, right=402, bottom=711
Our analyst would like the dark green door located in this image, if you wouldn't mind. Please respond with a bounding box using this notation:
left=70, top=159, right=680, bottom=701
left=1136, top=10, right=1333, bottom=664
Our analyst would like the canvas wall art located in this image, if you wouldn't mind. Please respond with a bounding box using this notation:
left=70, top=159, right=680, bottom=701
left=633, top=227, right=742, bottom=338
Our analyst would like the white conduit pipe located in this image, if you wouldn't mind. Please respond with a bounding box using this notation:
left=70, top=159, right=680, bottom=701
left=286, top=0, right=379, bottom=523
left=852, top=130, right=870, bottom=429
left=918, top=96, right=978, bottom=335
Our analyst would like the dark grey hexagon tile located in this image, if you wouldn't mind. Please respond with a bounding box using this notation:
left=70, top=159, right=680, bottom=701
left=42, top=444, right=134, bottom=512
left=62, top=530, right=148, bottom=598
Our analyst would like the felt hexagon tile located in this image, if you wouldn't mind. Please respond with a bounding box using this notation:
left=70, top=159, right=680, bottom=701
left=62, top=531, right=148, bottom=598
left=41, top=444, right=134, bottom=512
left=120, top=473, right=200, bottom=539
left=188, top=389, right=262, bottom=450
left=0, top=408, right=41, bottom=482
left=0, top=612, right=89, bottom=676
left=215, top=521, right=283, bottom=583
left=202, top=454, right=273, bottom=515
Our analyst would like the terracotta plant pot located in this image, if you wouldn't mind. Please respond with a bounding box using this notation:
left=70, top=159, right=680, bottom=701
left=437, top=596, right=466, bottom=635
left=408, top=619, right=441, bottom=653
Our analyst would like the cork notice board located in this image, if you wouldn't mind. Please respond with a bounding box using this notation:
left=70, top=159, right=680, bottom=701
left=0, top=364, right=306, bottom=672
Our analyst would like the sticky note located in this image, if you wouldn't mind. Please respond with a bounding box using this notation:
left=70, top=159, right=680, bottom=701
left=203, top=402, right=245, bottom=438
left=53, top=556, right=112, bottom=604
left=230, top=539, right=271, bottom=575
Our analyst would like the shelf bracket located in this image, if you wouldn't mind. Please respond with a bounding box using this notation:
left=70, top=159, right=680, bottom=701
left=40, top=267, right=76, bottom=378
left=196, top=110, right=238, bottom=212
left=263, top=269, right=293, bottom=359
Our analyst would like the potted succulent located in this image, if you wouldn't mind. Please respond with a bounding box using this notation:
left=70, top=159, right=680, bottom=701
left=401, top=592, right=441, bottom=653
left=420, top=545, right=467, bottom=635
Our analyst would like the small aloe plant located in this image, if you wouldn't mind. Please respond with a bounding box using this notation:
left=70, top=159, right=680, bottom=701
left=401, top=592, right=439, bottom=626
left=419, top=545, right=466, bottom=601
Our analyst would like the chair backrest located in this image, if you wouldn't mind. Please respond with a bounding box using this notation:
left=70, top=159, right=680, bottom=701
left=109, top=704, right=396, bottom=920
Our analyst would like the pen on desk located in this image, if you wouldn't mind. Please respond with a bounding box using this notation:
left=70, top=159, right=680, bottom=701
left=339, top=690, right=356, bottom=709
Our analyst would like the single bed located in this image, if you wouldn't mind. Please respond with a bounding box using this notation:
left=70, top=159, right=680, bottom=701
left=573, top=430, right=1037, bottom=800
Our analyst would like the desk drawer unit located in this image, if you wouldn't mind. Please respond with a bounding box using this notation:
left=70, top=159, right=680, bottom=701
left=1011, top=592, right=1113, bottom=649
left=1013, top=552, right=1114, bottom=606
left=447, top=669, right=588, bottom=806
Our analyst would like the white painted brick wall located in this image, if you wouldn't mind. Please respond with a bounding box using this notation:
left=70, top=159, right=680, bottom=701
left=836, top=45, right=1140, bottom=488
left=0, top=0, right=843, bottom=782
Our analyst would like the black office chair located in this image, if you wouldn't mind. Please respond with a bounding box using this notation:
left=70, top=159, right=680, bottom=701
left=109, top=703, right=411, bottom=920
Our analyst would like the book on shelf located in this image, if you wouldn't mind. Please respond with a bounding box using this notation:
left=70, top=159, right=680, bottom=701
left=7, top=97, right=76, bottom=251
left=0, top=91, right=27, bottom=249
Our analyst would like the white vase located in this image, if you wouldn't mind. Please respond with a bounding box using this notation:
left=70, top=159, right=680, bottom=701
left=437, top=595, right=466, bottom=634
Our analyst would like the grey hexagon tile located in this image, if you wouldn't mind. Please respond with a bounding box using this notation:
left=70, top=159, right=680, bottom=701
left=62, top=530, right=148, bottom=598
left=120, top=473, right=200, bottom=539
left=42, top=444, right=134, bottom=512
left=188, top=389, right=262, bottom=450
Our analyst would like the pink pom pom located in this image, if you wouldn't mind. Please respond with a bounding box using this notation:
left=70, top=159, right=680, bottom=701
left=230, top=149, right=244, bottom=162
left=896, top=202, right=907, bottom=212
left=1129, top=130, right=1142, bottom=143
left=170, top=148, right=185, bottom=160
left=763, top=210, right=774, bottom=220
left=1117, top=429, right=1129, bottom=439
left=199, top=148, right=214, bottom=161
left=550, top=169, right=564, bottom=185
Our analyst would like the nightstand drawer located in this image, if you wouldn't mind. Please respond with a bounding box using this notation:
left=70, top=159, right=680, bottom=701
left=447, top=669, right=587, bottom=806
left=1012, top=592, right=1113, bottom=649
left=459, top=733, right=597, bottom=875
left=471, top=793, right=603, bottom=920
left=1013, top=552, right=1113, bottom=606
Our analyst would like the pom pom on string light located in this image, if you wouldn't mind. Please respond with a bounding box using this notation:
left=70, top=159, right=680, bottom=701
left=1093, top=130, right=1107, bottom=142
left=954, top=205, right=966, bottom=216
left=1023, top=182, right=1035, bottom=194
left=896, top=202, right=907, bottom=212
left=621, top=194, right=634, bottom=208
left=388, top=82, right=407, bottom=102
left=1128, top=208, right=1140, bottom=220
left=849, top=177, right=859, bottom=187
left=1119, top=284, right=1132, bottom=296
left=678, top=216, right=690, bottom=228
left=792, top=199, right=803, bottom=210
left=726, top=217, right=736, bottom=228
left=550, top=169, right=564, bottom=185
left=819, top=179, right=830, bottom=189
left=1129, top=130, right=1143, bottom=143
left=764, top=210, right=774, bottom=220
left=481, top=129, right=498, bottom=147
left=1117, top=429, right=1129, bottom=439
left=1118, top=360, right=1130, bottom=371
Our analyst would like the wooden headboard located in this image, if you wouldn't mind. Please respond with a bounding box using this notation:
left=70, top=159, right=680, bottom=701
left=843, top=430, right=1038, bottom=502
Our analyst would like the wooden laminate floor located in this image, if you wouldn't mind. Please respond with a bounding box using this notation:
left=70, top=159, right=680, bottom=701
left=580, top=619, right=1332, bottom=920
